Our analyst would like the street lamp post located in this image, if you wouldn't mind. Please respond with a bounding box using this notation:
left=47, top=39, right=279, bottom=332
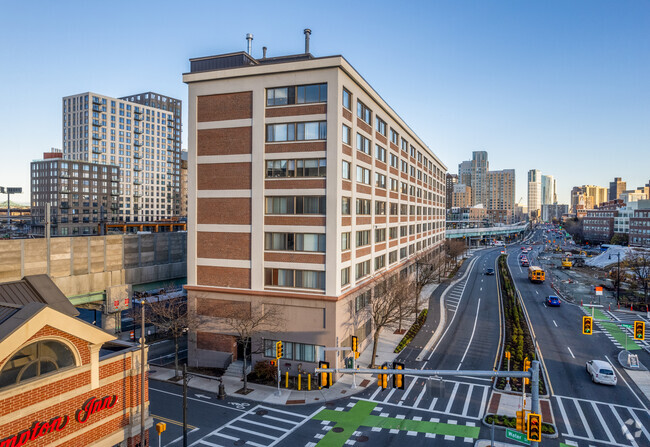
left=609, top=253, right=621, bottom=304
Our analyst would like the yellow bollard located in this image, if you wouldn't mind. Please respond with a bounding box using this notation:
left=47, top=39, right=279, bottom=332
left=298, top=374, right=301, bottom=391
left=329, top=372, right=333, bottom=387
left=308, top=374, right=311, bottom=391
left=285, top=371, right=289, bottom=388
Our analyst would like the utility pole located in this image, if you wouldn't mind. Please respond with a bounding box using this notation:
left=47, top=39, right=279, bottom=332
left=183, top=363, right=188, bottom=447
left=140, top=300, right=146, bottom=446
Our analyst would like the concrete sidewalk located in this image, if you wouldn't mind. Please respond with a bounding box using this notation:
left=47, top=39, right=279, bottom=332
left=149, top=301, right=427, bottom=405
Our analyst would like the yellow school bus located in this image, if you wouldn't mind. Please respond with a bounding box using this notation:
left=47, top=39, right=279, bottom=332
left=528, top=266, right=545, bottom=283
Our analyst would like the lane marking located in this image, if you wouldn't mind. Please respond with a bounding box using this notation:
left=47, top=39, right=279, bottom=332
left=535, top=290, right=539, bottom=295
left=604, top=355, right=649, bottom=411
left=478, top=386, right=489, bottom=419
left=398, top=377, right=419, bottom=406
left=152, top=414, right=198, bottom=430
left=610, top=405, right=639, bottom=447
left=457, top=298, right=481, bottom=370
left=573, top=388, right=594, bottom=440
left=414, top=384, right=427, bottom=408
left=553, top=320, right=558, bottom=327
left=630, top=409, right=650, bottom=444
left=555, top=397, right=574, bottom=436
left=567, top=347, right=575, bottom=359
left=591, top=402, right=615, bottom=444
left=150, top=387, right=246, bottom=412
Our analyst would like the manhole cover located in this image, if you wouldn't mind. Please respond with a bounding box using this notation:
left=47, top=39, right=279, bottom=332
left=332, top=427, right=344, bottom=433
left=256, top=410, right=268, bottom=416
left=356, top=435, right=369, bottom=442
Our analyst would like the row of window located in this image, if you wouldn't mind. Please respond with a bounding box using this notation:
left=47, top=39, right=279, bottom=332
left=264, top=232, right=326, bottom=252
left=266, top=83, right=328, bottom=107
left=264, top=268, right=325, bottom=290
left=342, top=197, right=443, bottom=218
left=263, top=339, right=325, bottom=363
left=266, top=122, right=327, bottom=142
left=265, top=158, right=326, bottom=178
left=341, top=223, right=439, bottom=251
left=265, top=196, right=326, bottom=215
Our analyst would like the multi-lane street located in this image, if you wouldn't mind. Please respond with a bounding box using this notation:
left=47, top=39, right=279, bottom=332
left=149, top=229, right=650, bottom=446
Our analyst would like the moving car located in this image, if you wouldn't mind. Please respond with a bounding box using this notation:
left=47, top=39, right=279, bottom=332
left=520, top=259, right=529, bottom=267
left=485, top=268, right=495, bottom=275
left=586, top=360, right=617, bottom=385
left=546, top=295, right=561, bottom=306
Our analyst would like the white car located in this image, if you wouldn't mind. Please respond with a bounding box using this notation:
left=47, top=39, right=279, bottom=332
left=586, top=360, right=617, bottom=385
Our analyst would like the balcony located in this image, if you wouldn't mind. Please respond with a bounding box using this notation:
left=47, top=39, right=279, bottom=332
left=60, top=172, right=70, bottom=178
left=167, top=120, right=174, bottom=127
left=134, top=152, right=143, bottom=159
left=134, top=114, right=143, bottom=121
left=134, top=179, right=142, bottom=185
left=92, top=119, right=103, bottom=127
left=166, top=134, right=173, bottom=140
left=134, top=166, right=143, bottom=172
left=134, top=141, right=143, bottom=147
left=92, top=133, right=103, bottom=141
left=92, top=105, right=102, bottom=113
left=111, top=176, right=119, bottom=182
left=110, top=190, right=119, bottom=196
left=61, top=202, right=69, bottom=208
left=134, top=108, right=142, bottom=115
left=92, top=147, right=102, bottom=154
left=135, top=128, right=143, bottom=134
left=92, top=97, right=102, bottom=105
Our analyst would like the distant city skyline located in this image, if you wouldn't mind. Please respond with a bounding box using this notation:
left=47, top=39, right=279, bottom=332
left=1, top=0, right=649, bottom=206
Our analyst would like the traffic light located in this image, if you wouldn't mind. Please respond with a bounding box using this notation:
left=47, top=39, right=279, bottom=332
left=393, top=362, right=404, bottom=389
left=515, top=410, right=526, bottom=432
left=582, top=316, right=593, bottom=335
left=634, top=321, right=645, bottom=340
left=319, top=361, right=330, bottom=389
left=378, top=365, right=388, bottom=389
left=275, top=341, right=283, bottom=359
left=527, top=413, right=542, bottom=442
left=270, top=360, right=276, bottom=367
left=351, top=335, right=358, bottom=353
left=523, top=357, right=531, bottom=385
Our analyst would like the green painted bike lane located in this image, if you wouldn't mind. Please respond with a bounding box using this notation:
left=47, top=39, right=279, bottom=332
left=311, top=400, right=480, bottom=447
left=587, top=306, right=641, bottom=350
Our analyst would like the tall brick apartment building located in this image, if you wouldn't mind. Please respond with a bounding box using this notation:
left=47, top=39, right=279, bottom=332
left=0, top=275, right=151, bottom=446
left=183, top=46, right=447, bottom=372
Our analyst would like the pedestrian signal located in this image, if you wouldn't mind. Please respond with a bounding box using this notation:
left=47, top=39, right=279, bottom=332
left=582, top=316, right=593, bottom=335
left=393, top=362, right=404, bottom=389
left=527, top=413, right=542, bottom=442
left=319, top=361, right=330, bottom=389
left=634, top=321, right=645, bottom=340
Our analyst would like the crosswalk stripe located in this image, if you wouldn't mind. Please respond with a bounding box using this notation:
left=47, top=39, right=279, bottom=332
left=413, top=384, right=427, bottom=407
left=554, top=394, right=646, bottom=412
left=478, top=386, right=489, bottom=419
left=398, top=378, right=419, bottom=405
left=574, top=399, right=593, bottom=440
left=610, top=404, right=638, bottom=447
left=428, top=397, right=438, bottom=412
left=445, top=382, right=460, bottom=414
left=461, top=385, right=474, bottom=417
left=369, top=386, right=382, bottom=400
left=228, top=424, right=277, bottom=440
left=555, top=398, right=574, bottom=436
left=383, top=387, right=397, bottom=403
left=237, top=418, right=290, bottom=432
left=196, top=440, right=223, bottom=447
left=631, top=409, right=650, bottom=444
left=591, top=402, right=615, bottom=444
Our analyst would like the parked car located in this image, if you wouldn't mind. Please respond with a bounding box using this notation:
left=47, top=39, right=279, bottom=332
left=586, top=360, right=617, bottom=385
left=546, top=296, right=561, bottom=306
left=485, top=268, right=495, bottom=276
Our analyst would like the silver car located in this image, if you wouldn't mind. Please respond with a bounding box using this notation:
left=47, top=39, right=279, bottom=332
left=586, top=360, right=617, bottom=385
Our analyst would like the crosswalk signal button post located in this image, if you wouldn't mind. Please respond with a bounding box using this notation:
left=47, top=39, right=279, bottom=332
left=634, top=321, right=645, bottom=340
left=527, top=413, right=542, bottom=442
left=319, top=361, right=329, bottom=389
left=393, top=362, right=404, bottom=389
left=582, top=316, right=593, bottom=335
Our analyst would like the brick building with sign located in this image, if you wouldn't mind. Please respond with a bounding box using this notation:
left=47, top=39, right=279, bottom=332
left=0, top=275, right=151, bottom=447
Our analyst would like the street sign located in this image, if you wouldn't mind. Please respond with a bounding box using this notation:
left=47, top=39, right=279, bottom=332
left=506, top=429, right=530, bottom=445
left=622, top=324, right=633, bottom=329
left=595, top=286, right=603, bottom=296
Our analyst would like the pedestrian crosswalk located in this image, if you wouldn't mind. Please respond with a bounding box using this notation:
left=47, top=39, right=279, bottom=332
left=190, top=405, right=317, bottom=447
left=446, top=276, right=470, bottom=315
left=554, top=395, right=650, bottom=447
left=356, top=378, right=490, bottom=420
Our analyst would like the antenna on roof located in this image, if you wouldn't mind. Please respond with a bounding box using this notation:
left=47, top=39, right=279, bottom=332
left=246, top=33, right=253, bottom=55
left=304, top=29, right=311, bottom=54
left=262, top=46, right=267, bottom=58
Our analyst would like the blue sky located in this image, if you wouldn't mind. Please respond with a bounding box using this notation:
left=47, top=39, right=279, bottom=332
left=1, top=0, right=649, bottom=205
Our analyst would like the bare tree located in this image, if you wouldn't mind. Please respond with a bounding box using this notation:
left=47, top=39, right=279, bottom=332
left=413, top=249, right=445, bottom=317
left=145, top=291, right=199, bottom=379
left=365, top=272, right=416, bottom=368
left=627, top=249, right=650, bottom=308
left=218, top=304, right=285, bottom=393
left=444, top=239, right=467, bottom=272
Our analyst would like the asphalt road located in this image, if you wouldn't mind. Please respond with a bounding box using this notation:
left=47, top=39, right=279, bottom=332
left=508, top=227, right=650, bottom=447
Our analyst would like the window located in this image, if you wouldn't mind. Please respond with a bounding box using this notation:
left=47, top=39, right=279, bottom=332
left=356, top=166, right=370, bottom=185
left=410, top=145, right=416, bottom=158
left=342, top=197, right=351, bottom=215
left=400, top=247, right=407, bottom=259
left=265, top=268, right=325, bottom=290
left=266, top=158, right=326, bottom=177
left=401, top=160, right=408, bottom=174
left=357, top=101, right=371, bottom=124
left=410, top=165, right=416, bottom=177
left=375, top=117, right=387, bottom=136
left=390, top=178, right=399, bottom=192
left=375, top=173, right=386, bottom=189
left=375, top=228, right=386, bottom=242
left=400, top=204, right=408, bottom=215
left=342, top=267, right=350, bottom=286
left=342, top=124, right=351, bottom=145
left=389, top=250, right=398, bottom=264
left=401, top=138, right=408, bottom=152
left=266, top=121, right=327, bottom=142
left=375, top=201, right=386, bottom=215
left=355, top=260, right=371, bottom=279
left=390, top=202, right=398, bottom=215
left=356, top=133, right=370, bottom=155
left=264, top=340, right=325, bottom=363
left=400, top=225, right=408, bottom=237
left=342, top=161, right=351, bottom=180
left=267, top=83, right=327, bottom=106
left=390, top=129, right=399, bottom=145
left=389, top=152, right=398, bottom=168
left=375, top=255, right=386, bottom=270
left=355, top=290, right=371, bottom=312
left=389, top=227, right=398, bottom=239
left=265, top=196, right=326, bottom=214
left=342, top=89, right=351, bottom=110
left=265, top=233, right=325, bottom=252
left=356, top=198, right=371, bottom=215
left=356, top=230, right=370, bottom=247
left=375, top=145, right=386, bottom=163
left=341, top=232, right=351, bottom=250
left=0, top=340, right=76, bottom=390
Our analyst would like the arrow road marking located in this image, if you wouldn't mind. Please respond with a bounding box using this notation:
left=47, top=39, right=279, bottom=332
left=195, top=394, right=211, bottom=399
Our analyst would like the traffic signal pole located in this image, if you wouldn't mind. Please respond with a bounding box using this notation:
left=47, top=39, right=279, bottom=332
left=530, top=360, right=540, bottom=447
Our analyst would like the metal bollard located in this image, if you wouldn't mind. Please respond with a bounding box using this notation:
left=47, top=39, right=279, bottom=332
left=285, top=371, right=289, bottom=388
left=298, top=374, right=301, bottom=391
left=308, top=374, right=311, bottom=391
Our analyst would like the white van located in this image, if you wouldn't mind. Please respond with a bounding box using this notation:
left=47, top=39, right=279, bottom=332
left=586, top=360, right=617, bottom=385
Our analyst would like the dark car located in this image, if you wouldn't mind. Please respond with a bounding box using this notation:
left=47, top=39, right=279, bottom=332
left=485, top=268, right=495, bottom=276
left=546, top=296, right=561, bottom=307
